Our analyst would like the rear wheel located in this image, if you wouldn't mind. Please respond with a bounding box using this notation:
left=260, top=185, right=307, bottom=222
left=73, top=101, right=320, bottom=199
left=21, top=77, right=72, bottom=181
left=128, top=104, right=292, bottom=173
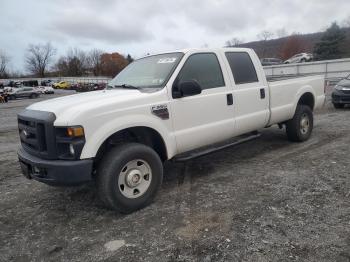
left=286, top=105, right=313, bottom=142
left=333, top=103, right=344, bottom=109
left=96, top=143, right=163, bottom=213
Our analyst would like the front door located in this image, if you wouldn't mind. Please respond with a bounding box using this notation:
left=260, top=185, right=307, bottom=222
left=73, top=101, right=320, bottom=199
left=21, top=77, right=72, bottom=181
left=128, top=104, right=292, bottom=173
left=169, top=52, right=235, bottom=154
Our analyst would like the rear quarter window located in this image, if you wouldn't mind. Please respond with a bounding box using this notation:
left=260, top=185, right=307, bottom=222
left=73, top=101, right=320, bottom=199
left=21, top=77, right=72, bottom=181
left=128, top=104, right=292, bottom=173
left=225, top=52, right=258, bottom=84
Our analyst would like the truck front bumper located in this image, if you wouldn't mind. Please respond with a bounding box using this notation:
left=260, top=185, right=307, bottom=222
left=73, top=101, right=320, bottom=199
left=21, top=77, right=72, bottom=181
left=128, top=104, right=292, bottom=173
left=18, top=147, right=93, bottom=186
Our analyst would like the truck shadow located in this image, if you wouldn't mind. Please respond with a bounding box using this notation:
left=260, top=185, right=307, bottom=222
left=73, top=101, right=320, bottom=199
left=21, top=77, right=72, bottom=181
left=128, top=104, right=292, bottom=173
left=162, top=128, right=291, bottom=185
left=51, top=126, right=330, bottom=214
left=45, top=128, right=287, bottom=210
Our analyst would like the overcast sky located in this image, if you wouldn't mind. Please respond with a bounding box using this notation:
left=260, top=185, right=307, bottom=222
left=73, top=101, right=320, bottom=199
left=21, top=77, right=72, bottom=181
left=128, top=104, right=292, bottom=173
left=1, top=0, right=349, bottom=72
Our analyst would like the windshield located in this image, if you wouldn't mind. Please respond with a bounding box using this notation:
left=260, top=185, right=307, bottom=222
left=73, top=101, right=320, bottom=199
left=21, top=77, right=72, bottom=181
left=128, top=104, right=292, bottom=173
left=108, top=52, right=183, bottom=89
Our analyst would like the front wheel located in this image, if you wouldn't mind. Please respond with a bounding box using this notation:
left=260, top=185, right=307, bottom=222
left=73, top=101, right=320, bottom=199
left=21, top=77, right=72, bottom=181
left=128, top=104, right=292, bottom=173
left=96, top=143, right=163, bottom=213
left=286, top=105, right=313, bottom=142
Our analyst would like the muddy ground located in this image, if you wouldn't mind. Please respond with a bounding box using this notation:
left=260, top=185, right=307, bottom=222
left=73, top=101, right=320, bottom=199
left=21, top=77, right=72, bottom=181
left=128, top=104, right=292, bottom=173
left=0, top=88, right=349, bottom=262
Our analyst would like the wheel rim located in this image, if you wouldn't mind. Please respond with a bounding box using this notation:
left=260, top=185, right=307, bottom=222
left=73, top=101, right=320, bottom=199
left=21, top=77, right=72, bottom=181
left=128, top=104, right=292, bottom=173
left=118, top=159, right=152, bottom=199
left=300, top=113, right=310, bottom=135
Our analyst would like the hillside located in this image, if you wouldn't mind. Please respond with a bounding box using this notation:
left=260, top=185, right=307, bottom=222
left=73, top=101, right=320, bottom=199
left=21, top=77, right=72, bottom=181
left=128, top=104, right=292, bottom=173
left=235, top=27, right=350, bottom=60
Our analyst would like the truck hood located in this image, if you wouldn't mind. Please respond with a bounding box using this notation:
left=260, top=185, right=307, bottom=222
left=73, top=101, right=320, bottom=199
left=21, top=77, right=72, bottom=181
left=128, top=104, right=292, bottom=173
left=27, top=89, right=147, bottom=116
left=337, top=79, right=350, bottom=88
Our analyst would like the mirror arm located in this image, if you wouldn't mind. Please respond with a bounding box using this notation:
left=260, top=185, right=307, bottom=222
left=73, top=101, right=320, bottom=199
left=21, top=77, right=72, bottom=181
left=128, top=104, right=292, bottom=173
left=172, top=86, right=182, bottom=98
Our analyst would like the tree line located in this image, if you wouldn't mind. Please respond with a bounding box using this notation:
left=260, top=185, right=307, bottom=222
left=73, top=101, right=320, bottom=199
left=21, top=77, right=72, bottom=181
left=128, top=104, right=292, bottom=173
left=0, top=44, right=134, bottom=79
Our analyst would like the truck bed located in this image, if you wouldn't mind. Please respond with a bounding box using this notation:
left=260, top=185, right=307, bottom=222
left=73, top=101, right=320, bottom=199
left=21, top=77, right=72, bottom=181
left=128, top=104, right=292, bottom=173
left=267, top=75, right=325, bottom=126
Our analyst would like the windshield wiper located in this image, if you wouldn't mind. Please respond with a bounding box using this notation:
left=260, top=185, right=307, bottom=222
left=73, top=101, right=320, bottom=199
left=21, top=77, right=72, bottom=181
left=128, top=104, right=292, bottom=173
left=113, top=84, right=140, bottom=90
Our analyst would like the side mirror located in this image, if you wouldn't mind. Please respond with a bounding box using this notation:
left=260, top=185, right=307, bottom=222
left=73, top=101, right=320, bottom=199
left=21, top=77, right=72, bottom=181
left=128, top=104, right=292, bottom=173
left=173, top=80, right=202, bottom=98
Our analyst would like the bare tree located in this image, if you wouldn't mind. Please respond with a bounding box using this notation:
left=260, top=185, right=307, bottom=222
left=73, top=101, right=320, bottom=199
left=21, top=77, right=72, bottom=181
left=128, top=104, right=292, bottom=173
left=25, top=42, right=56, bottom=77
left=276, top=28, right=288, bottom=38
left=0, top=50, right=10, bottom=78
left=68, top=48, right=88, bottom=76
left=257, top=30, right=274, bottom=41
left=87, top=49, right=103, bottom=76
left=225, top=37, right=243, bottom=47
left=55, top=48, right=89, bottom=76
left=341, top=15, right=350, bottom=27
left=257, top=30, right=274, bottom=57
left=278, top=34, right=310, bottom=60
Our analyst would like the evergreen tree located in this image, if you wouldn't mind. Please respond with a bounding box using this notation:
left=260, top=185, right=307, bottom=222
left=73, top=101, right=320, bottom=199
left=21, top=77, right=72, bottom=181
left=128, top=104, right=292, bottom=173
left=126, top=54, right=134, bottom=63
left=314, top=22, right=346, bottom=60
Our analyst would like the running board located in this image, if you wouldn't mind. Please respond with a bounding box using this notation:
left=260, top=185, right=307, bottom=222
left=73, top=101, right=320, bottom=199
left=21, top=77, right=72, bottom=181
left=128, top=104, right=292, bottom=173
left=172, top=132, right=261, bottom=162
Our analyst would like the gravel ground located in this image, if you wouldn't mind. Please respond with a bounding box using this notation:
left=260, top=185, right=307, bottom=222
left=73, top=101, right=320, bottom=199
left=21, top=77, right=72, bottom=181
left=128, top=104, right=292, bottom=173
left=0, top=88, right=349, bottom=262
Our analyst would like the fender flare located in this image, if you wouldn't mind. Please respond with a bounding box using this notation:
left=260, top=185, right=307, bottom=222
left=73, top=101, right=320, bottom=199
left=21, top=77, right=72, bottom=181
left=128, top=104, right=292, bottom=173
left=80, top=114, right=177, bottom=159
left=292, top=85, right=316, bottom=114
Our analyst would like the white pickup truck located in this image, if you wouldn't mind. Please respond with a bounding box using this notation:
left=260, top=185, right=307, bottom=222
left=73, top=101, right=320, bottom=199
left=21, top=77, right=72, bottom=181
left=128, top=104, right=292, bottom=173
left=17, top=48, right=325, bottom=213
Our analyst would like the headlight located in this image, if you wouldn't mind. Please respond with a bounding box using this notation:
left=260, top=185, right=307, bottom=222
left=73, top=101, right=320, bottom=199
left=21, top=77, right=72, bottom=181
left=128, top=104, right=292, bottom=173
left=55, top=126, right=85, bottom=160
left=335, top=85, right=342, bottom=90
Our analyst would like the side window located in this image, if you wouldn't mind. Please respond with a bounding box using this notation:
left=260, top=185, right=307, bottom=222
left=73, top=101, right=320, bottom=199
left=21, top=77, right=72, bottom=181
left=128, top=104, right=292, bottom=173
left=177, top=53, right=224, bottom=90
left=225, top=52, right=258, bottom=85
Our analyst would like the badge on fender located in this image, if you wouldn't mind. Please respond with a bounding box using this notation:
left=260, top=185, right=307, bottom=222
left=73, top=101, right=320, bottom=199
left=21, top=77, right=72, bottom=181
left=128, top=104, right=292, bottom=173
left=151, top=104, right=169, bottom=120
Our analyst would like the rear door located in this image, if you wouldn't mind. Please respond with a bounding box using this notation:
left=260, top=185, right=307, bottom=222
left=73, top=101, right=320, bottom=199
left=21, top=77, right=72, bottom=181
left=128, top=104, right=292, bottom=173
left=169, top=52, right=235, bottom=154
left=222, top=50, right=270, bottom=135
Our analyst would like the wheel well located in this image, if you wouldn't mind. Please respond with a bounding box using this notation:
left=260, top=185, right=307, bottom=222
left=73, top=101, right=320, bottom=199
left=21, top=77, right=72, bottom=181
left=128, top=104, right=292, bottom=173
left=298, top=92, right=315, bottom=110
left=95, top=127, right=168, bottom=163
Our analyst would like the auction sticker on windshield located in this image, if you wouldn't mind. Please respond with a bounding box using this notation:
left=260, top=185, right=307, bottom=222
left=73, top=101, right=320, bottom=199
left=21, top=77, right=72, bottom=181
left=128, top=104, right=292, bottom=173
left=157, top=58, right=177, bottom=63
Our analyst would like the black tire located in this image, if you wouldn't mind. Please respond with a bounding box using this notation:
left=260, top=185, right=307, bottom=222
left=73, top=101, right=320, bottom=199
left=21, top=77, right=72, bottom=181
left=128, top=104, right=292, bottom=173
left=286, top=105, right=313, bottom=142
left=96, top=143, right=163, bottom=213
left=333, top=103, right=344, bottom=109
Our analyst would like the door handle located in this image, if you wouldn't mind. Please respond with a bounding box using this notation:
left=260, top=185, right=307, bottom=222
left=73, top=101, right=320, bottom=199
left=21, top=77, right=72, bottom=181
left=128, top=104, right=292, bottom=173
left=260, top=88, right=266, bottom=99
left=227, top=93, right=233, bottom=105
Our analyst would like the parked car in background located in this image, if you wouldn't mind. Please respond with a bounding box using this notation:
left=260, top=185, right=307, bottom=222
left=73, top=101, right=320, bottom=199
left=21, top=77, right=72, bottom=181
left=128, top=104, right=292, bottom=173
left=41, top=80, right=54, bottom=87
left=260, top=58, right=282, bottom=66
left=53, top=81, right=71, bottom=89
left=4, top=81, right=22, bottom=87
left=75, top=83, right=107, bottom=92
left=332, top=74, right=350, bottom=108
left=36, top=86, right=55, bottom=94
left=284, top=53, right=313, bottom=64
left=22, top=80, right=39, bottom=87
left=70, top=82, right=81, bottom=91
left=8, top=86, right=41, bottom=100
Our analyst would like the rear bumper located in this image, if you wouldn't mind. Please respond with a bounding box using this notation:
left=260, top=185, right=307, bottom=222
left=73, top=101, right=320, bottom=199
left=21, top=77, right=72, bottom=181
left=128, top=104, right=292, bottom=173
left=18, top=147, right=93, bottom=186
left=332, top=89, right=350, bottom=104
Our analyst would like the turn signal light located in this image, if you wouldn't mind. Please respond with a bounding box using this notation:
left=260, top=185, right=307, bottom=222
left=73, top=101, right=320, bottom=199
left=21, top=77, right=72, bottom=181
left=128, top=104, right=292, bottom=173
left=67, top=126, right=84, bottom=137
